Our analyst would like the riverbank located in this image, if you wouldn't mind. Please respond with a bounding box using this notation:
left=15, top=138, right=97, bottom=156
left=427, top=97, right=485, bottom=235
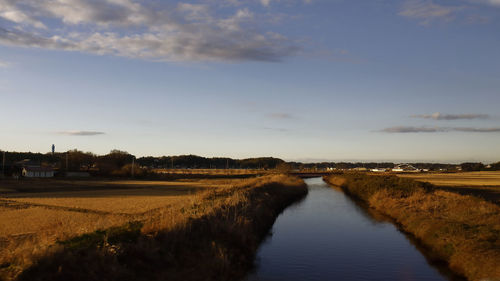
left=2, top=175, right=307, bottom=281
left=323, top=173, right=500, bottom=281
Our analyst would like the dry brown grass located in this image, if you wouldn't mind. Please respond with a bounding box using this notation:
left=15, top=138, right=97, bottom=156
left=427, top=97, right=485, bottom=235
left=9, top=196, right=191, bottom=215
left=398, top=171, right=500, bottom=204
left=0, top=178, right=227, bottom=194
left=0, top=175, right=307, bottom=281
left=0, top=206, right=129, bottom=280
left=140, top=174, right=306, bottom=234
left=369, top=190, right=500, bottom=281
left=14, top=174, right=307, bottom=281
left=325, top=174, right=500, bottom=281
left=0, top=207, right=125, bottom=237
left=398, top=171, right=500, bottom=186
left=4, top=188, right=200, bottom=215
left=0, top=179, right=214, bottom=280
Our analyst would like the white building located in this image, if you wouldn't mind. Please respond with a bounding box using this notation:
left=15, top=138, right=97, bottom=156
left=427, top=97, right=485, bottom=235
left=352, top=167, right=368, bottom=171
left=392, top=164, right=420, bottom=173
left=22, top=167, right=55, bottom=178
left=370, top=168, right=388, bottom=172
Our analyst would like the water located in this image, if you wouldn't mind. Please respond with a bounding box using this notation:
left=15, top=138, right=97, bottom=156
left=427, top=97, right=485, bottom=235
left=246, top=177, right=462, bottom=281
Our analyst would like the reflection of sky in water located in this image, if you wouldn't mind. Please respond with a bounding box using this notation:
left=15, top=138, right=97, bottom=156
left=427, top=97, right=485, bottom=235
left=246, top=177, right=459, bottom=281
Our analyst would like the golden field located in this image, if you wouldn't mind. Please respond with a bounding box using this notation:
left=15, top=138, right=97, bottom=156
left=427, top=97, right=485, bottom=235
left=0, top=178, right=237, bottom=280
left=397, top=171, right=500, bottom=204
left=0, top=175, right=307, bottom=281
left=397, top=171, right=500, bottom=186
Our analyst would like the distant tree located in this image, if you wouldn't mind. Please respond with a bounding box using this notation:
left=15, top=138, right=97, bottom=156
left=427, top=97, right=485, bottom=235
left=96, top=150, right=134, bottom=175
left=66, top=149, right=95, bottom=171
left=111, top=163, right=146, bottom=177
left=275, top=162, right=292, bottom=173
left=460, top=162, right=485, bottom=172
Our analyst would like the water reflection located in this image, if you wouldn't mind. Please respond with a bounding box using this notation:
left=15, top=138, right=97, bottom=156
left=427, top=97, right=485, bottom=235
left=246, top=177, right=464, bottom=281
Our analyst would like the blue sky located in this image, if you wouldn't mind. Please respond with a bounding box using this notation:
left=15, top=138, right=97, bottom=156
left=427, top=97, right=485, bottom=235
left=1, top=0, right=499, bottom=163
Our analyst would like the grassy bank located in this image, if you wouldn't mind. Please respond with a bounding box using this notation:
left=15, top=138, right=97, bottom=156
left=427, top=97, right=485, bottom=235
left=5, top=175, right=307, bottom=281
left=324, top=173, right=500, bottom=281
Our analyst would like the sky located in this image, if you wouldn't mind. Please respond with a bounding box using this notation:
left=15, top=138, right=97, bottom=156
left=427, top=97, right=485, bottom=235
left=0, top=0, right=499, bottom=163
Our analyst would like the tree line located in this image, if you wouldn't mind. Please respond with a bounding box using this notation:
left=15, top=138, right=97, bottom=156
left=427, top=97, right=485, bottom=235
left=1, top=149, right=499, bottom=177
left=0, top=150, right=285, bottom=176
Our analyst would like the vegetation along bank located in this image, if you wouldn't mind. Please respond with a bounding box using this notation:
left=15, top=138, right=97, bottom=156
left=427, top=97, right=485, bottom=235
left=6, top=175, right=307, bottom=281
left=323, top=173, right=500, bottom=281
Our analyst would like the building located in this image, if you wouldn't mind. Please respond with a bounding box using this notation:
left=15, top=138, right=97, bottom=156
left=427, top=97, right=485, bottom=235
left=22, top=167, right=55, bottom=178
left=352, top=167, right=368, bottom=171
left=370, top=168, right=388, bottom=172
left=392, top=164, right=420, bottom=173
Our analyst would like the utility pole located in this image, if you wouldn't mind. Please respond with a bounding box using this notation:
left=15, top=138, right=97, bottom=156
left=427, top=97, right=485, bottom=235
left=66, top=152, right=69, bottom=171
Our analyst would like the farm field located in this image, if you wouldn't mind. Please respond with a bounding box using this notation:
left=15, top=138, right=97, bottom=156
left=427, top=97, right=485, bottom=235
left=0, top=177, right=245, bottom=280
left=0, top=174, right=307, bottom=281
left=0, top=178, right=221, bottom=193
left=397, top=171, right=500, bottom=204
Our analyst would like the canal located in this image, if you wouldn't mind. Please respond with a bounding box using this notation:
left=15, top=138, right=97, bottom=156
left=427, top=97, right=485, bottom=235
left=245, top=177, right=463, bottom=281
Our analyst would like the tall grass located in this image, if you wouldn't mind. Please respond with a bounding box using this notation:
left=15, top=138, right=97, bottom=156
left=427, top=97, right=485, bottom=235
left=324, top=173, right=500, bottom=281
left=14, top=174, right=307, bottom=281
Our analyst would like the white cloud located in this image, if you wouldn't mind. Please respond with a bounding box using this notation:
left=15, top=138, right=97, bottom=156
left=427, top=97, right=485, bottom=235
left=0, top=0, right=47, bottom=29
left=0, top=0, right=300, bottom=62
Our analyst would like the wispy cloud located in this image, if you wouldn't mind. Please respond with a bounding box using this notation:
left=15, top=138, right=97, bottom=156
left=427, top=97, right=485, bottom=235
left=0, top=0, right=301, bottom=62
left=468, top=0, right=500, bottom=7
left=454, top=127, right=500, bottom=132
left=380, top=126, right=445, bottom=133
left=58, top=130, right=105, bottom=136
left=256, top=0, right=313, bottom=7
left=412, top=112, right=490, bottom=120
left=381, top=126, right=500, bottom=133
left=263, top=127, right=289, bottom=132
left=399, top=0, right=499, bottom=25
left=268, top=112, right=293, bottom=119
left=398, top=0, right=464, bottom=24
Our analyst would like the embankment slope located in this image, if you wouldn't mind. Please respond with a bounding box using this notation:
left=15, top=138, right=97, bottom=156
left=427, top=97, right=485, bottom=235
left=324, top=173, right=500, bottom=281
